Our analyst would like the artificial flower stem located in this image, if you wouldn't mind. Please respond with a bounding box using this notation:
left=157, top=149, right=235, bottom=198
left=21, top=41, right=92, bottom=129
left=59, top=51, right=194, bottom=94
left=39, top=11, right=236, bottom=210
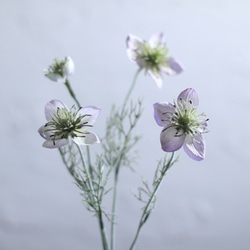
left=129, top=153, right=175, bottom=250
left=75, top=143, right=109, bottom=250
left=110, top=69, right=141, bottom=249
left=110, top=155, right=123, bottom=250
left=121, top=68, right=142, bottom=116
left=64, top=78, right=81, bottom=109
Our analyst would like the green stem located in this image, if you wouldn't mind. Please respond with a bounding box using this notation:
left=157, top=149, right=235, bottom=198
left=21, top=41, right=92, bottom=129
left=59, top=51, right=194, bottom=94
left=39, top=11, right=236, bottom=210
left=121, top=68, right=142, bottom=116
left=110, top=155, right=123, bottom=250
left=63, top=78, right=108, bottom=249
left=64, top=78, right=81, bottom=108
left=129, top=153, right=175, bottom=250
left=110, top=69, right=141, bottom=250
left=76, top=143, right=109, bottom=250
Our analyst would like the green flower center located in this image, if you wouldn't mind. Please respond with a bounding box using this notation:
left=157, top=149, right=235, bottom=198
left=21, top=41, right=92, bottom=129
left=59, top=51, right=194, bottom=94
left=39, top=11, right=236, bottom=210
left=48, top=58, right=66, bottom=77
left=45, top=106, right=92, bottom=140
left=139, top=42, right=168, bottom=72
left=171, top=100, right=208, bottom=135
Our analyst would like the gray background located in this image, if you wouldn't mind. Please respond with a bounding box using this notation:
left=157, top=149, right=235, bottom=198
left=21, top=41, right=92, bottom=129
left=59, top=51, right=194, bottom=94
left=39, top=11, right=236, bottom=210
left=1, top=0, right=250, bottom=249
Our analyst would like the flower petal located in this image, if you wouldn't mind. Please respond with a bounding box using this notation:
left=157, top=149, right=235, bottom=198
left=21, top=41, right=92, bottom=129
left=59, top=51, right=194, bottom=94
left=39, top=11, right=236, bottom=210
left=162, top=58, right=184, bottom=75
left=126, top=34, right=143, bottom=50
left=73, top=130, right=100, bottom=145
left=63, top=56, right=75, bottom=77
left=177, top=88, right=199, bottom=107
left=126, top=34, right=145, bottom=64
left=160, top=124, right=186, bottom=152
left=149, top=32, right=164, bottom=48
left=38, top=125, right=48, bottom=139
left=45, top=100, right=68, bottom=121
left=153, top=102, right=175, bottom=127
left=42, top=138, right=69, bottom=149
left=44, top=71, right=64, bottom=82
left=148, top=70, right=163, bottom=88
left=183, top=134, right=205, bottom=161
left=78, top=106, right=101, bottom=126
left=38, top=125, right=58, bottom=139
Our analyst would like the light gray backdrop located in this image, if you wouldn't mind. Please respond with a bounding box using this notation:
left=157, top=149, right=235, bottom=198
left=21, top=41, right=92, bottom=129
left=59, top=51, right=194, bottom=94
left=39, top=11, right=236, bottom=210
left=1, top=0, right=250, bottom=249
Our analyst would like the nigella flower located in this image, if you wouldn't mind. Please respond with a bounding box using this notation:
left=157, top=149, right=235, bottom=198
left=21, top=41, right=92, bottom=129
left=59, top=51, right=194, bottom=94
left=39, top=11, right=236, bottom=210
left=153, top=88, right=209, bottom=161
left=126, top=33, right=184, bottom=88
left=38, top=100, right=101, bottom=148
left=44, top=56, right=75, bottom=82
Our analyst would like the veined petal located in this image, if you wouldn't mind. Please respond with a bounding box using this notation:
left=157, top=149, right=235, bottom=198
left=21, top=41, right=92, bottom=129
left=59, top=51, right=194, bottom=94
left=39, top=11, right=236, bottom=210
left=162, top=58, right=184, bottom=75
left=44, top=71, right=64, bottom=82
left=79, top=106, right=101, bottom=126
left=183, top=134, right=205, bottom=161
left=126, top=34, right=144, bottom=50
left=45, top=100, right=68, bottom=121
left=43, top=138, right=69, bottom=149
left=73, top=130, right=100, bottom=145
left=160, top=124, right=186, bottom=152
left=149, top=32, right=164, bottom=48
left=177, top=88, right=199, bottom=107
left=148, top=70, right=163, bottom=88
left=153, top=102, right=175, bottom=127
left=38, top=125, right=50, bottom=139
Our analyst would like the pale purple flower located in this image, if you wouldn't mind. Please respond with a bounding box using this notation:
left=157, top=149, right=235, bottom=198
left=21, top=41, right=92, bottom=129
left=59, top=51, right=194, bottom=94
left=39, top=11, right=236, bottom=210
left=38, top=100, right=101, bottom=149
left=153, top=88, right=208, bottom=161
left=126, top=33, right=184, bottom=88
left=44, top=56, right=75, bottom=82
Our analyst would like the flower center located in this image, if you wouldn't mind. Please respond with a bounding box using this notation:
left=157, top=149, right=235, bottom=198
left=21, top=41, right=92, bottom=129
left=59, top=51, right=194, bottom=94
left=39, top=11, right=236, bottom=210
left=45, top=106, right=91, bottom=140
left=139, top=42, right=168, bottom=72
left=48, top=58, right=66, bottom=77
left=171, top=100, right=208, bottom=135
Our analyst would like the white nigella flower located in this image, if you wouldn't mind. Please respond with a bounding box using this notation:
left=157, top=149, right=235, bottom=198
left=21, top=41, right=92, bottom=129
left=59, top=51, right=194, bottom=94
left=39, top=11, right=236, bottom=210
left=44, top=56, right=75, bottom=82
left=153, top=88, right=209, bottom=161
left=126, top=33, right=184, bottom=88
left=38, top=100, right=101, bottom=149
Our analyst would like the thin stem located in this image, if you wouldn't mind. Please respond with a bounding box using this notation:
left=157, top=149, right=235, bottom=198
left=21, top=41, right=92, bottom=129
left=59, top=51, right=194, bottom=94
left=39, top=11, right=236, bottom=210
left=64, top=78, right=81, bottom=108
left=129, top=153, right=175, bottom=250
left=121, top=68, right=142, bottom=116
left=86, top=146, right=94, bottom=180
left=75, top=143, right=109, bottom=250
left=110, top=69, right=141, bottom=250
left=110, top=155, right=123, bottom=250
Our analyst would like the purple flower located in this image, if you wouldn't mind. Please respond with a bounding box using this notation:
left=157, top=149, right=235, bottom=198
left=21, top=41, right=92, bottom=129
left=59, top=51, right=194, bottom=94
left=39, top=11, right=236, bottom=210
left=153, top=88, right=208, bottom=161
left=38, top=100, right=101, bottom=148
left=126, top=33, right=184, bottom=88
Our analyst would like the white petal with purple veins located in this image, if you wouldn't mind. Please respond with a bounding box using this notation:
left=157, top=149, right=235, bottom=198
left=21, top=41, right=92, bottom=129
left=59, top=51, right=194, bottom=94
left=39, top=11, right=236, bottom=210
left=177, top=88, right=199, bottom=107
left=73, top=130, right=100, bottom=145
left=153, top=102, right=175, bottom=127
left=160, top=124, right=186, bottom=152
left=79, top=106, right=101, bottom=126
left=43, top=138, right=69, bottom=149
left=183, top=134, right=205, bottom=161
left=164, top=58, right=184, bottom=75
left=45, top=100, right=68, bottom=121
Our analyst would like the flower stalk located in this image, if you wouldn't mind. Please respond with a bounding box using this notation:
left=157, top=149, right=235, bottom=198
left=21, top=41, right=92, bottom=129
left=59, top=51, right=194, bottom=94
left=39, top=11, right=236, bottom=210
left=130, top=153, right=176, bottom=250
left=76, top=143, right=109, bottom=250
left=64, top=78, right=81, bottom=108
left=110, top=69, right=142, bottom=250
